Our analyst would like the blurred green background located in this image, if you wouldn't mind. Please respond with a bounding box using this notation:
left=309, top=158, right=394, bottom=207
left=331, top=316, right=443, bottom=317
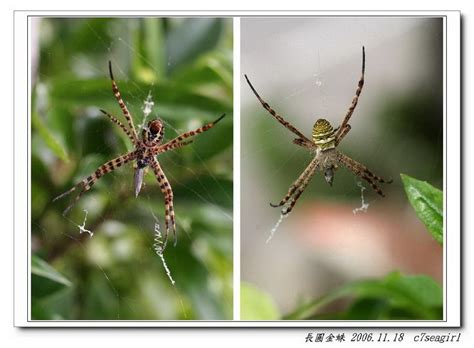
left=241, top=17, right=443, bottom=319
left=31, top=18, right=233, bottom=320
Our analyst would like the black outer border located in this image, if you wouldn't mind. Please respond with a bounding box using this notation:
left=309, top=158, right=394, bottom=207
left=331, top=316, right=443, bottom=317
left=14, top=11, right=460, bottom=328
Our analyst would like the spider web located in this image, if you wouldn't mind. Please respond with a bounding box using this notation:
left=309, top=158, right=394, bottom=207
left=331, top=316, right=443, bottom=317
left=242, top=58, right=370, bottom=245
left=32, top=19, right=232, bottom=321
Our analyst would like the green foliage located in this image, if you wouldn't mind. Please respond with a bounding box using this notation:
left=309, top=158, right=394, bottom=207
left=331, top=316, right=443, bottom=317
left=241, top=175, right=444, bottom=322
left=31, top=255, right=74, bottom=320
left=32, top=110, right=69, bottom=162
left=31, top=18, right=233, bottom=320
left=401, top=173, right=443, bottom=244
left=283, top=272, right=442, bottom=320
left=32, top=255, right=72, bottom=299
left=166, top=18, right=225, bottom=74
left=241, top=282, right=280, bottom=320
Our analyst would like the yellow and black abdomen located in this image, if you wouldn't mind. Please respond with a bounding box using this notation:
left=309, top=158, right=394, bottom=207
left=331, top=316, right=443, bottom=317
left=312, top=119, right=337, bottom=150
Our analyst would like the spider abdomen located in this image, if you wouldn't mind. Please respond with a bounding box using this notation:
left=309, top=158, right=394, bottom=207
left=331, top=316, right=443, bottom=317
left=143, top=119, right=164, bottom=145
left=149, top=119, right=164, bottom=135
left=312, top=118, right=337, bottom=150
left=315, top=148, right=340, bottom=186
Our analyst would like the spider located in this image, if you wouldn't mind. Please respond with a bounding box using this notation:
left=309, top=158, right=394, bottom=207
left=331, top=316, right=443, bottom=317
left=245, top=47, right=392, bottom=216
left=54, top=61, right=225, bottom=244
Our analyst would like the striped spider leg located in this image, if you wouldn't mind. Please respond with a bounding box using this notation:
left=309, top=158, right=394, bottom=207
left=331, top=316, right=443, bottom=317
left=149, top=113, right=226, bottom=244
left=53, top=151, right=137, bottom=216
left=54, top=61, right=226, bottom=246
left=244, top=74, right=313, bottom=147
left=245, top=47, right=391, bottom=216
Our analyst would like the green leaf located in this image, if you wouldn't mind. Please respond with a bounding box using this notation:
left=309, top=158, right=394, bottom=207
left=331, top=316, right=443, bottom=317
left=130, top=18, right=166, bottom=82
left=344, top=298, right=390, bottom=320
left=31, top=111, right=69, bottom=162
left=401, top=173, right=443, bottom=244
left=143, top=18, right=166, bottom=78
left=284, top=272, right=442, bottom=320
left=31, top=255, right=72, bottom=299
left=47, top=106, right=77, bottom=154
left=241, top=282, right=280, bottom=320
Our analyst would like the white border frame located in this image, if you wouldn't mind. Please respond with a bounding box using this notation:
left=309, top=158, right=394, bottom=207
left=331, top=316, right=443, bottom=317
left=14, top=10, right=460, bottom=327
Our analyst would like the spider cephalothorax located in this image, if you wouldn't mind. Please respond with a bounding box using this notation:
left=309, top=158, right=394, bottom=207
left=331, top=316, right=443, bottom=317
left=245, top=47, right=392, bottom=216
left=54, top=61, right=225, bottom=244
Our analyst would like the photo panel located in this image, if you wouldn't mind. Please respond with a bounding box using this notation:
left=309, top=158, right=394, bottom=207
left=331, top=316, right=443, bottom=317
left=240, top=15, right=456, bottom=324
left=29, top=17, right=233, bottom=321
